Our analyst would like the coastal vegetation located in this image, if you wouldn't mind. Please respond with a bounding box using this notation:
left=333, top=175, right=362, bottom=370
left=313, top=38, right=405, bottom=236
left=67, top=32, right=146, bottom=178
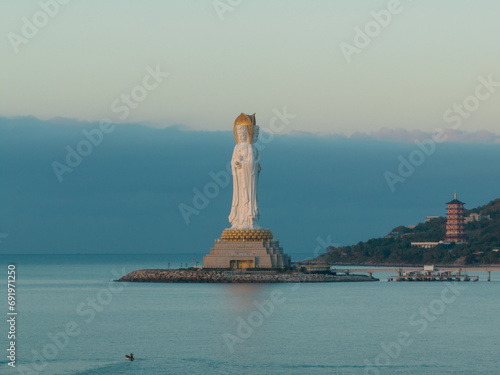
left=316, top=199, right=500, bottom=266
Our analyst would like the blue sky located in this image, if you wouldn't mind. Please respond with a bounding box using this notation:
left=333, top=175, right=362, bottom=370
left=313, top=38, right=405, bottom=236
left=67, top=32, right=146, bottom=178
left=2, top=0, right=500, bottom=134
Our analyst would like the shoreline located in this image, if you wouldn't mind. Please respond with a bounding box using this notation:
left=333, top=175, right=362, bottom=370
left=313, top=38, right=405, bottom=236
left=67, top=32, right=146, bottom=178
left=294, top=261, right=500, bottom=268
left=117, top=269, right=379, bottom=283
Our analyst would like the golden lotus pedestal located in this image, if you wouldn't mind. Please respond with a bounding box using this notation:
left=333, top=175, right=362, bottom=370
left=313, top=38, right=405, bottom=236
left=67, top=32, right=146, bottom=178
left=220, top=229, right=273, bottom=242
left=203, top=229, right=291, bottom=269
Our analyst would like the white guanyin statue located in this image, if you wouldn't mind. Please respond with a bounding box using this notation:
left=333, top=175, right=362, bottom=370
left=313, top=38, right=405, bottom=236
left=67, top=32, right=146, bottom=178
left=228, top=113, right=261, bottom=229
left=203, top=113, right=290, bottom=269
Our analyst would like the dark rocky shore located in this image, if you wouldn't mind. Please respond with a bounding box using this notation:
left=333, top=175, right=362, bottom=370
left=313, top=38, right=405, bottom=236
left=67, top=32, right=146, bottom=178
left=117, top=269, right=379, bottom=283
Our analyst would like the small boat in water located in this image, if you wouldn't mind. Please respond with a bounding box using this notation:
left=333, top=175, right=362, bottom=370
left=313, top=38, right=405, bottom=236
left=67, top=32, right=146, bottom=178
left=125, top=353, right=134, bottom=361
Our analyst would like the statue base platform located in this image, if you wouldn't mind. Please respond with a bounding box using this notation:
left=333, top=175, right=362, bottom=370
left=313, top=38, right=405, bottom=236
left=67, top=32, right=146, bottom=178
left=203, top=229, right=291, bottom=269
left=220, top=228, right=273, bottom=242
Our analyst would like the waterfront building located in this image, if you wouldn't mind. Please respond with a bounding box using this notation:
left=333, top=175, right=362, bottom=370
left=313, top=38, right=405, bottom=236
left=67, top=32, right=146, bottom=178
left=425, top=216, right=440, bottom=223
left=464, top=212, right=491, bottom=223
left=411, top=242, right=442, bottom=249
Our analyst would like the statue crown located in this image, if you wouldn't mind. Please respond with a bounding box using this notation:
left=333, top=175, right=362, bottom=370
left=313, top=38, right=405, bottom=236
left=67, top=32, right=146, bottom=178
left=233, top=113, right=256, bottom=143
left=234, top=113, right=253, bottom=126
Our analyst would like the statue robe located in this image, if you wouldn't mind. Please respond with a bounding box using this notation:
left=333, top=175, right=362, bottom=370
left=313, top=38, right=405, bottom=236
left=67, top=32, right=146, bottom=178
left=228, top=141, right=260, bottom=229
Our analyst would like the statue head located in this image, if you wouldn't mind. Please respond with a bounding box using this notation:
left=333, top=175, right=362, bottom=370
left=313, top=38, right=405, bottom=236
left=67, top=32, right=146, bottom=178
left=236, top=125, right=249, bottom=143
left=252, top=125, right=260, bottom=143
left=233, top=113, right=256, bottom=144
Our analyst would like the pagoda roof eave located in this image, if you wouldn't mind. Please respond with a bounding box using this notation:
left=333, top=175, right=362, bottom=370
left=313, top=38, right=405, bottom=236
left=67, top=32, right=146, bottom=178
left=446, top=199, right=465, bottom=205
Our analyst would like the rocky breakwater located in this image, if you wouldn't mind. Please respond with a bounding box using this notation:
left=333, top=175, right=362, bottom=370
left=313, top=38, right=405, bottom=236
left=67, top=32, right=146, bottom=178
left=117, top=269, right=379, bottom=283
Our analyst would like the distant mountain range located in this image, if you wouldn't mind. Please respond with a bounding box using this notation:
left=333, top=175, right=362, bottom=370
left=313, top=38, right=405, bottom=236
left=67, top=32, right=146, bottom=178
left=290, top=128, right=500, bottom=144
left=3, top=116, right=500, bottom=143
left=312, top=199, right=500, bottom=266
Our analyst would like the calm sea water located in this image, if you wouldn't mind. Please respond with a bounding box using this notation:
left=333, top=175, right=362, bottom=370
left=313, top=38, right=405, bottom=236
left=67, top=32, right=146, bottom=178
left=0, top=254, right=498, bottom=375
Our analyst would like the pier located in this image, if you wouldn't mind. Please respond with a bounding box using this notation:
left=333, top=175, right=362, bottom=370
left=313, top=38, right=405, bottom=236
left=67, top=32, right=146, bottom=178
left=387, top=266, right=478, bottom=282
left=330, top=265, right=500, bottom=281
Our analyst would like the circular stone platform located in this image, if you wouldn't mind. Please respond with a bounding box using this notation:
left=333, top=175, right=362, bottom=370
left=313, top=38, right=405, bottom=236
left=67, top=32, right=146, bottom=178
left=221, top=229, right=273, bottom=242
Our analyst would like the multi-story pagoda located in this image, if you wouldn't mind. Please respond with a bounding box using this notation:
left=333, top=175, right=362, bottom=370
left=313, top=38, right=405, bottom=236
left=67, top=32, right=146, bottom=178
left=444, top=193, right=467, bottom=243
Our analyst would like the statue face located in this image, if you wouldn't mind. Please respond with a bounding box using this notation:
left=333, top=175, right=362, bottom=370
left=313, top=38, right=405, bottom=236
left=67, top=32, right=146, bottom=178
left=237, top=126, right=249, bottom=143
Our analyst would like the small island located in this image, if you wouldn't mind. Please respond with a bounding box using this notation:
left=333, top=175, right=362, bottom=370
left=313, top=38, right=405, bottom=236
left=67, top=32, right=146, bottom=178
left=117, top=269, right=379, bottom=283
left=118, top=113, right=381, bottom=284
